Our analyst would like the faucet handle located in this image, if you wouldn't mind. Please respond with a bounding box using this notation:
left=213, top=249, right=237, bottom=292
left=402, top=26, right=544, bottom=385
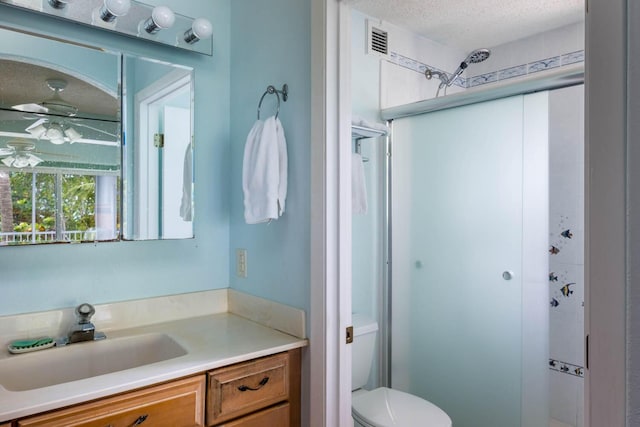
left=75, top=303, right=95, bottom=324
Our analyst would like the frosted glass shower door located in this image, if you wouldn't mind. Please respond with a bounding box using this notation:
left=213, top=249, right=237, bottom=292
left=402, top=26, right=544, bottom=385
left=391, top=94, right=548, bottom=427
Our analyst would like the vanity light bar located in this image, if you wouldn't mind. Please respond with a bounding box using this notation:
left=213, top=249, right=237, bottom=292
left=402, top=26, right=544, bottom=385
left=0, top=0, right=213, bottom=56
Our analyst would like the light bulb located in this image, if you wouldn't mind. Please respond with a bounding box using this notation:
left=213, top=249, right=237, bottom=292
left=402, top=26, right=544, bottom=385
left=183, top=18, right=212, bottom=44
left=98, top=0, right=131, bottom=22
left=143, top=6, right=175, bottom=34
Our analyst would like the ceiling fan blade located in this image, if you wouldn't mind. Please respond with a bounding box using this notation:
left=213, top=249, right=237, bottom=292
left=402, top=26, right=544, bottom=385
left=32, top=150, right=77, bottom=159
left=0, top=148, right=14, bottom=156
left=11, top=103, right=49, bottom=114
left=73, top=122, right=118, bottom=138
left=25, top=118, right=47, bottom=131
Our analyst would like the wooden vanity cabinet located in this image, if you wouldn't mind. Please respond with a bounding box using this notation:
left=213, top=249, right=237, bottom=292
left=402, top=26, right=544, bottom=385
left=206, top=349, right=301, bottom=427
left=11, top=347, right=302, bottom=427
left=17, top=375, right=205, bottom=427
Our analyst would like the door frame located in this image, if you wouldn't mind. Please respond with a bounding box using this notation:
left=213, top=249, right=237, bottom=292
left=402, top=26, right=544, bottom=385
left=313, top=1, right=630, bottom=426
left=133, top=70, right=191, bottom=239
left=310, top=1, right=353, bottom=426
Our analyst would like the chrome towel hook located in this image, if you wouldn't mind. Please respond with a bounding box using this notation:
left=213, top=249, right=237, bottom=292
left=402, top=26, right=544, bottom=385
left=257, top=84, right=289, bottom=120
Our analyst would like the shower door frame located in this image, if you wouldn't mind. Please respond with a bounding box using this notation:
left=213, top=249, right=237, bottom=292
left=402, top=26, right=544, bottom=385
left=380, top=72, right=584, bottom=426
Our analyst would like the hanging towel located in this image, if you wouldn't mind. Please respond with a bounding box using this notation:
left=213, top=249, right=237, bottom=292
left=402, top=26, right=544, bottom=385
left=352, top=152, right=368, bottom=215
left=243, top=116, right=288, bottom=224
left=179, top=141, right=193, bottom=221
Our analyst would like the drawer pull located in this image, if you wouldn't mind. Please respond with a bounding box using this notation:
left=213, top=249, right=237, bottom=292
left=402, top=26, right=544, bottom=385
left=131, top=414, right=148, bottom=426
left=237, top=376, right=269, bottom=392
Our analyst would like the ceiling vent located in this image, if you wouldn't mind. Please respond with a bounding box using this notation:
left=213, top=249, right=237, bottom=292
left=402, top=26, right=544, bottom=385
left=366, top=20, right=390, bottom=59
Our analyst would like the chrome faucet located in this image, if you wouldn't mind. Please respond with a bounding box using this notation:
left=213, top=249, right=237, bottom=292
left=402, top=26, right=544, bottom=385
left=57, top=303, right=106, bottom=346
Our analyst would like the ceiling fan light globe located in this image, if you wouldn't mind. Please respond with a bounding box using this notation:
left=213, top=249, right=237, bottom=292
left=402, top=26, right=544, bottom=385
left=12, top=156, right=30, bottom=168
left=28, top=155, right=43, bottom=167
left=27, top=124, right=47, bottom=139
left=64, top=127, right=83, bottom=143
left=45, top=124, right=64, bottom=142
left=1, top=156, right=15, bottom=167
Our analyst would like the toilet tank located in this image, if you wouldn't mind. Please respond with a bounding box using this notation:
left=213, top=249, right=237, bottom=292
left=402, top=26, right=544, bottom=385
left=352, top=313, right=379, bottom=390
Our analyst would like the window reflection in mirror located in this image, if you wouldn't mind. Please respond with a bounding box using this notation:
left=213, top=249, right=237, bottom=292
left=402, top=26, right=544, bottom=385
left=123, top=55, right=194, bottom=240
left=0, top=27, right=120, bottom=245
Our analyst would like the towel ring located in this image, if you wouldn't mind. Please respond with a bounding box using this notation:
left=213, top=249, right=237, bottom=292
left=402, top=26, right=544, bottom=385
left=257, top=84, right=289, bottom=120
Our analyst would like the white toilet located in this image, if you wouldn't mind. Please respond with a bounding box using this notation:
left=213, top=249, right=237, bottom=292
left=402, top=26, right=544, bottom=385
left=351, top=314, right=452, bottom=427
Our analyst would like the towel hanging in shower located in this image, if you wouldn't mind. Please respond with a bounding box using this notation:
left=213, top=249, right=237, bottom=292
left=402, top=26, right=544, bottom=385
left=352, top=152, right=368, bottom=215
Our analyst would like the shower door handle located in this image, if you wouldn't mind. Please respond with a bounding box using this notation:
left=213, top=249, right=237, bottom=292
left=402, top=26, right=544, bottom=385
left=502, top=271, right=514, bottom=280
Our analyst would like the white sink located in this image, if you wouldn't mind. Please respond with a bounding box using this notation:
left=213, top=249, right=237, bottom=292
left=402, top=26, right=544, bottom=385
left=0, top=333, right=187, bottom=391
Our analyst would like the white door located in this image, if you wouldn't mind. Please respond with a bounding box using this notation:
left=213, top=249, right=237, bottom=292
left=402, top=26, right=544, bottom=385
left=161, top=106, right=192, bottom=239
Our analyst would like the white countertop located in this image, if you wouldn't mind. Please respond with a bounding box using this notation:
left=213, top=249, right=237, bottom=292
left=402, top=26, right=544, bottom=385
left=0, top=312, right=307, bottom=422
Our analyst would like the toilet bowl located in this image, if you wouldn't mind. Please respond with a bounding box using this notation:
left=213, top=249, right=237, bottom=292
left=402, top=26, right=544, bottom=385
left=351, top=314, right=451, bottom=427
left=352, top=387, right=451, bottom=427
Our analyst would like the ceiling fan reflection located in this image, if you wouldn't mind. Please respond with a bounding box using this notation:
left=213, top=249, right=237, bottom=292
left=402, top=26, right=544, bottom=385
left=0, top=140, right=43, bottom=168
left=11, top=79, right=78, bottom=117
left=0, top=140, right=78, bottom=169
left=25, top=118, right=118, bottom=145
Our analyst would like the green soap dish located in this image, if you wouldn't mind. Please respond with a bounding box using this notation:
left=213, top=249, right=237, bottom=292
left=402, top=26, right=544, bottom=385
left=8, top=337, right=55, bottom=354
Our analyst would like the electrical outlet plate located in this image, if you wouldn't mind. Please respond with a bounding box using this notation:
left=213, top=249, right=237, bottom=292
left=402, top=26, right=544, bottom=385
left=236, top=249, right=247, bottom=278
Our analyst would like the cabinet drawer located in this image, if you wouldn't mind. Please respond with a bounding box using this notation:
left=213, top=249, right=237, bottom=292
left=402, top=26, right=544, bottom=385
left=206, top=352, right=290, bottom=425
left=216, top=403, right=289, bottom=427
left=18, top=375, right=205, bottom=427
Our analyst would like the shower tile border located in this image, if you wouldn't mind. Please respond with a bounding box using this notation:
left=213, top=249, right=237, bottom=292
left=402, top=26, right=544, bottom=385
left=549, top=358, right=585, bottom=378
left=387, top=49, right=584, bottom=90
left=388, top=51, right=467, bottom=88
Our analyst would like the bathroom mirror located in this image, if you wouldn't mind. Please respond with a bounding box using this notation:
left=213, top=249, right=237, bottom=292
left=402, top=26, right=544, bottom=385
left=0, top=26, right=194, bottom=245
left=0, top=26, right=121, bottom=245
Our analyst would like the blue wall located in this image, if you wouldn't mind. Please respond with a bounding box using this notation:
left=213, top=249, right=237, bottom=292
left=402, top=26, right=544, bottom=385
left=228, top=0, right=311, bottom=314
left=0, top=1, right=231, bottom=315
left=0, top=0, right=311, bottom=318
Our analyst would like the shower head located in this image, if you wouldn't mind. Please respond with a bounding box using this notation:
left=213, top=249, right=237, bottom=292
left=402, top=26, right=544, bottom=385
left=445, top=48, right=492, bottom=87
left=465, top=48, right=491, bottom=64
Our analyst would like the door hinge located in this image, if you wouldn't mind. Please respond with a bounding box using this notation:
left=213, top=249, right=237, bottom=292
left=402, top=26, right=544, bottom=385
left=346, top=326, right=353, bottom=344
left=154, top=133, right=165, bottom=148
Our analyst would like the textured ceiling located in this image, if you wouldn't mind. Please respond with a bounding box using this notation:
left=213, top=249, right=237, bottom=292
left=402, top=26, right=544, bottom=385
left=0, top=60, right=118, bottom=119
left=346, top=0, right=584, bottom=51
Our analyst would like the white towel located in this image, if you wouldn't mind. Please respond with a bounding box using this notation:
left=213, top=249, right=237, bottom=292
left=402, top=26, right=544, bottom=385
left=352, top=152, right=368, bottom=215
left=179, top=141, right=193, bottom=221
left=243, top=116, right=288, bottom=224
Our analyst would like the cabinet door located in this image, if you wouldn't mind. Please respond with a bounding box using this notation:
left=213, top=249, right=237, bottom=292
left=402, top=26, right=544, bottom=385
left=18, top=376, right=205, bottom=427
left=217, top=403, right=289, bottom=427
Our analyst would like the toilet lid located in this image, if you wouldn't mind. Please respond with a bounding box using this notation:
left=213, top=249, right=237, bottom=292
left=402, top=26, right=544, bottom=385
left=352, top=387, right=452, bottom=427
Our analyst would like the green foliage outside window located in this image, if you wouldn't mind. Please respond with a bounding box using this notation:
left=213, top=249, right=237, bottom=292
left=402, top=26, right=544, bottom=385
left=0, top=172, right=96, bottom=241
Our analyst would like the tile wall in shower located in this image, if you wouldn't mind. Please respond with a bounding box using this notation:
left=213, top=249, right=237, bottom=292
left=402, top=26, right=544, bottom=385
left=548, top=85, right=585, bottom=427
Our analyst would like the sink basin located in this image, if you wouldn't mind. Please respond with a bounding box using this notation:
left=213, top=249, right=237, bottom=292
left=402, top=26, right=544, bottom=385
left=0, top=333, right=187, bottom=391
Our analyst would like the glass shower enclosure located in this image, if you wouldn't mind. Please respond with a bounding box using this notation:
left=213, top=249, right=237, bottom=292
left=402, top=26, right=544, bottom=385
left=387, top=93, right=549, bottom=427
